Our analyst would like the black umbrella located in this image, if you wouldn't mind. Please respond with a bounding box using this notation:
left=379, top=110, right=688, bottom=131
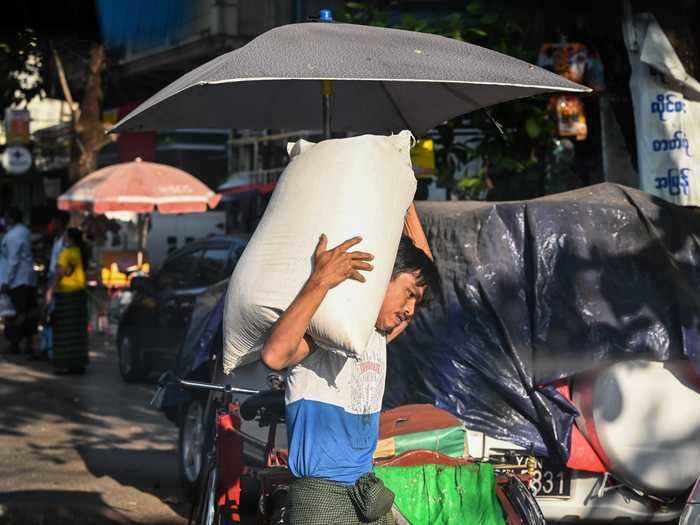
left=112, top=21, right=589, bottom=137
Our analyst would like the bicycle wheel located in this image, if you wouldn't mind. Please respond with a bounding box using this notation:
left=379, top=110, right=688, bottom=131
left=503, top=475, right=546, bottom=525
left=200, top=464, right=241, bottom=525
left=267, top=488, right=288, bottom=525
left=191, top=393, right=220, bottom=525
left=194, top=462, right=218, bottom=525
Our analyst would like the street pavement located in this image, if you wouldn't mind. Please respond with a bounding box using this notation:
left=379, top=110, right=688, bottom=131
left=0, top=333, right=190, bottom=525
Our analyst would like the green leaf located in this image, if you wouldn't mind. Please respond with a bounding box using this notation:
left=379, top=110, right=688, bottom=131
left=525, top=117, right=541, bottom=139
left=399, top=14, right=418, bottom=29
left=480, top=12, right=499, bottom=25
left=445, top=13, right=463, bottom=30
left=414, top=20, right=428, bottom=32
left=457, top=177, right=484, bottom=189
left=465, top=28, right=488, bottom=37
left=466, top=2, right=482, bottom=14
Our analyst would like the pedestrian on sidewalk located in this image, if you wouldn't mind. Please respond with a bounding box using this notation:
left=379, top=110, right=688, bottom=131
left=0, top=207, right=38, bottom=356
left=48, top=227, right=89, bottom=374
left=39, top=210, right=70, bottom=360
left=48, top=211, right=70, bottom=287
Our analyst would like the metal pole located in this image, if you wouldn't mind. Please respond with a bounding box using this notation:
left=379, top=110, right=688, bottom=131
left=321, top=79, right=332, bottom=139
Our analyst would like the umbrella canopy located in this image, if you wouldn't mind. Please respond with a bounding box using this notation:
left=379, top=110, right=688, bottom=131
left=111, top=22, right=589, bottom=136
left=58, top=158, right=221, bottom=214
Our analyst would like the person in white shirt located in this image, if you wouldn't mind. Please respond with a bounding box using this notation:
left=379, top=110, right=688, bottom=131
left=0, top=207, right=38, bottom=354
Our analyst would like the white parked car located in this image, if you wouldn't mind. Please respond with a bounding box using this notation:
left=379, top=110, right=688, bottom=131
left=680, top=477, right=700, bottom=524
left=467, top=359, right=700, bottom=522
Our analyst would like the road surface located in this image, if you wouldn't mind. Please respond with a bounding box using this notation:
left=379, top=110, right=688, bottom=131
left=0, top=333, right=189, bottom=525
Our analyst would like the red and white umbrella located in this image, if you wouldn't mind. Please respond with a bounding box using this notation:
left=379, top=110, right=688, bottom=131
left=58, top=158, right=221, bottom=214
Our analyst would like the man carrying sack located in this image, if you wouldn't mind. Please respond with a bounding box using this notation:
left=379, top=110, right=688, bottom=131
left=262, top=204, right=438, bottom=524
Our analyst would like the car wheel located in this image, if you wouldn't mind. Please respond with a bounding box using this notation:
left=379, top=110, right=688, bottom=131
left=503, top=474, right=546, bottom=525
left=118, top=331, right=144, bottom=382
left=178, top=398, right=206, bottom=495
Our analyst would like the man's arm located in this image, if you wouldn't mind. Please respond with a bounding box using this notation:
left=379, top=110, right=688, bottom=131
left=4, top=231, right=21, bottom=289
left=386, top=203, right=434, bottom=344
left=386, top=320, right=409, bottom=344
left=403, top=203, right=433, bottom=260
left=261, top=281, right=327, bottom=370
left=261, top=234, right=374, bottom=370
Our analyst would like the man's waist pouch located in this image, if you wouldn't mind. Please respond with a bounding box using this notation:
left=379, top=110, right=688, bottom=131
left=349, top=473, right=395, bottom=521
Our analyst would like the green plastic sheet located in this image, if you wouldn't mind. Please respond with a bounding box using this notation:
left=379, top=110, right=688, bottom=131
left=375, top=463, right=506, bottom=525
left=393, top=426, right=466, bottom=458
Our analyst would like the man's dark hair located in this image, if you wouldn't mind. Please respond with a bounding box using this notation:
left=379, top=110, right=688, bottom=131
left=52, top=210, right=70, bottom=228
left=66, top=227, right=89, bottom=269
left=391, top=235, right=441, bottom=304
left=6, top=207, right=23, bottom=224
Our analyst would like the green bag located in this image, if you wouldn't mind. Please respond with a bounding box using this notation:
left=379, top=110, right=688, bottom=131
left=375, top=426, right=466, bottom=459
left=375, top=463, right=506, bottom=525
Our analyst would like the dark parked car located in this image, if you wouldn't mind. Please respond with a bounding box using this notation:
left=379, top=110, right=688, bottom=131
left=117, top=235, right=246, bottom=382
left=155, top=280, right=230, bottom=494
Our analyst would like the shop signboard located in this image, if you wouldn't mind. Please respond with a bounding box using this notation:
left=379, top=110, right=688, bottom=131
left=2, top=145, right=33, bottom=174
left=623, top=13, right=700, bottom=206
left=4, top=108, right=31, bottom=145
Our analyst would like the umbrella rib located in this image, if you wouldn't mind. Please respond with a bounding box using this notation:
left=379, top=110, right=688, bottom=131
left=441, top=82, right=485, bottom=110
left=442, top=83, right=506, bottom=136
left=380, top=81, right=413, bottom=132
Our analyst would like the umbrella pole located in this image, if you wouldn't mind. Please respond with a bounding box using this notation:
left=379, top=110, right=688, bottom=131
left=321, top=79, right=332, bottom=139
left=136, top=213, right=144, bottom=252
left=136, top=213, right=150, bottom=254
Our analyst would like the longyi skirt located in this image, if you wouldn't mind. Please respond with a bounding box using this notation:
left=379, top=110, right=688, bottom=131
left=52, top=290, right=89, bottom=371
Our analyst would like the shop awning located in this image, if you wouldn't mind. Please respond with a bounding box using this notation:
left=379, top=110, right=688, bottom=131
left=219, top=170, right=279, bottom=201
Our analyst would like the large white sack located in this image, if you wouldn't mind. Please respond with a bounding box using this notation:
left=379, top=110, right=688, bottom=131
left=223, top=131, right=416, bottom=373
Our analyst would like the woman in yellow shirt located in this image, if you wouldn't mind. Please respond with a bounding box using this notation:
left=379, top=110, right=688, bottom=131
left=51, top=228, right=89, bottom=374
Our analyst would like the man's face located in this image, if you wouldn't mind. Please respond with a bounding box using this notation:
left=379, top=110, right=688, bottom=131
left=375, top=271, right=426, bottom=333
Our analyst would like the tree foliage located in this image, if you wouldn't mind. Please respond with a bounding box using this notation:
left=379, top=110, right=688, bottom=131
left=1, top=29, right=107, bottom=180
left=0, top=29, right=46, bottom=110
left=345, top=1, right=558, bottom=200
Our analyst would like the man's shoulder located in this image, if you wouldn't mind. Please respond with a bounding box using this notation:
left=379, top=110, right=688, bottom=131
left=9, top=224, right=30, bottom=239
left=317, top=330, right=386, bottom=351
left=298, top=330, right=387, bottom=368
left=4, top=226, right=20, bottom=242
left=366, top=330, right=388, bottom=353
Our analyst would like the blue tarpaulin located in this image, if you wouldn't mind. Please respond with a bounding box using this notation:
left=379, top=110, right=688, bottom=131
left=385, top=183, right=700, bottom=461
left=178, top=183, right=700, bottom=462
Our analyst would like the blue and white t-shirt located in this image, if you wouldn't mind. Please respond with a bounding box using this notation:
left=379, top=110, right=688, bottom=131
left=285, top=331, right=387, bottom=485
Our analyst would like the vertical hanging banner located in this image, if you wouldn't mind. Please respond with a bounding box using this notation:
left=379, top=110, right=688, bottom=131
left=623, top=13, right=700, bottom=205
left=4, top=108, right=31, bottom=144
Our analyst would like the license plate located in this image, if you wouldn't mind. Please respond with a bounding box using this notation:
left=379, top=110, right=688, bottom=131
left=514, top=455, right=571, bottom=497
